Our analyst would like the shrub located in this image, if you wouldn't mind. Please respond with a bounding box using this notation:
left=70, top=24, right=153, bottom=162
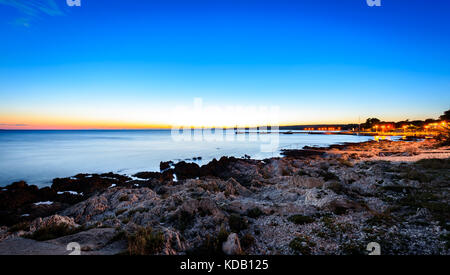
left=187, top=225, right=229, bottom=255
left=245, top=208, right=264, bottom=219
left=173, top=210, right=195, bottom=232
left=416, top=158, right=450, bottom=170
left=318, top=170, right=339, bottom=181
left=127, top=227, right=164, bottom=255
left=109, top=230, right=127, bottom=243
left=8, top=221, right=30, bottom=232
left=240, top=233, right=255, bottom=249
left=26, top=224, right=81, bottom=241
left=287, top=214, right=315, bottom=225
left=289, top=236, right=315, bottom=255
left=228, top=214, right=248, bottom=233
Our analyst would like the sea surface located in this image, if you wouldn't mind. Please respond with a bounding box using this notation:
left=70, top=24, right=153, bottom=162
left=0, top=130, right=379, bottom=187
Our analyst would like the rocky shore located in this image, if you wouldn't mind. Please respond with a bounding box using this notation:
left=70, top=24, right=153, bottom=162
left=0, top=139, right=449, bottom=255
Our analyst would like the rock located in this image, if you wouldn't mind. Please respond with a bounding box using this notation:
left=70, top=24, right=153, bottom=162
left=281, top=149, right=325, bottom=158
left=160, top=161, right=173, bottom=171
left=62, top=188, right=158, bottom=224
left=47, top=228, right=117, bottom=251
left=289, top=176, right=324, bottom=188
left=161, top=228, right=186, bottom=255
left=174, top=161, right=201, bottom=180
left=29, top=215, right=79, bottom=233
left=0, top=181, right=51, bottom=210
left=219, top=178, right=252, bottom=197
left=133, top=172, right=161, bottom=180
left=0, top=237, right=68, bottom=255
left=323, top=198, right=365, bottom=215
left=51, top=173, right=131, bottom=197
left=222, top=233, right=242, bottom=255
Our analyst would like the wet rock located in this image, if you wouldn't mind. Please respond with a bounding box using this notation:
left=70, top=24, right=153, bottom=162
left=174, top=161, right=201, bottom=180
left=51, top=173, right=131, bottom=197
left=281, top=149, right=325, bottom=158
left=133, top=172, right=161, bottom=180
left=160, top=161, right=174, bottom=171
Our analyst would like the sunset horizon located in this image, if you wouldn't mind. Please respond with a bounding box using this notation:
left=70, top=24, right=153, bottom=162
left=1, top=0, right=449, bottom=260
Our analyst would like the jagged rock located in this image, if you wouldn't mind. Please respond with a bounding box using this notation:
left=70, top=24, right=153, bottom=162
left=133, top=171, right=161, bottom=180
left=161, top=228, right=186, bottom=255
left=29, top=215, right=79, bottom=233
left=218, top=178, right=252, bottom=197
left=160, top=161, right=173, bottom=171
left=174, top=161, right=201, bottom=180
left=222, top=233, right=242, bottom=255
left=62, top=188, right=158, bottom=224
left=51, top=173, right=131, bottom=196
left=289, top=176, right=324, bottom=188
left=1, top=139, right=449, bottom=255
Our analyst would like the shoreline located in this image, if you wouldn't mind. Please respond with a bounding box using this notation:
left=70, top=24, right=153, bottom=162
left=0, top=138, right=449, bottom=255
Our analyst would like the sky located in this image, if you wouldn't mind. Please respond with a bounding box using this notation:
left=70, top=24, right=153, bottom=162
left=0, top=0, right=449, bottom=129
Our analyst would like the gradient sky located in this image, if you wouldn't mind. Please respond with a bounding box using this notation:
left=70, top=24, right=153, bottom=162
left=1, top=0, right=450, bottom=129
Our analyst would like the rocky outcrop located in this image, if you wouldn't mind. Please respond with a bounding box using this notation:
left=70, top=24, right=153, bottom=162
left=1, top=139, right=449, bottom=255
left=29, top=215, right=79, bottom=233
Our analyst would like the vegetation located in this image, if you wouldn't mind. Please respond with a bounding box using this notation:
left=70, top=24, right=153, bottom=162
left=245, top=207, right=264, bottom=219
left=436, top=125, right=450, bottom=146
left=8, top=221, right=30, bottom=233
left=228, top=214, right=248, bottom=232
left=240, top=233, right=255, bottom=249
left=187, top=225, right=229, bottom=255
left=318, top=170, right=339, bottom=181
left=26, top=224, right=82, bottom=241
left=289, top=235, right=315, bottom=255
left=287, top=214, right=315, bottom=225
left=360, top=109, right=449, bottom=133
left=127, top=227, right=165, bottom=255
left=172, top=210, right=195, bottom=232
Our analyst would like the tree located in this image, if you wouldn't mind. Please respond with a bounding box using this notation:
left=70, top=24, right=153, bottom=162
left=439, top=109, right=450, bottom=121
left=362, top=118, right=381, bottom=129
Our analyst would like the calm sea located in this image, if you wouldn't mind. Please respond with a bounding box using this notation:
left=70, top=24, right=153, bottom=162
left=0, top=130, right=377, bottom=187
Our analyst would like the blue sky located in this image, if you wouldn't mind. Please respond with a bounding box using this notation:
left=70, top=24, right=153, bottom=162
left=0, top=0, right=449, bottom=128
